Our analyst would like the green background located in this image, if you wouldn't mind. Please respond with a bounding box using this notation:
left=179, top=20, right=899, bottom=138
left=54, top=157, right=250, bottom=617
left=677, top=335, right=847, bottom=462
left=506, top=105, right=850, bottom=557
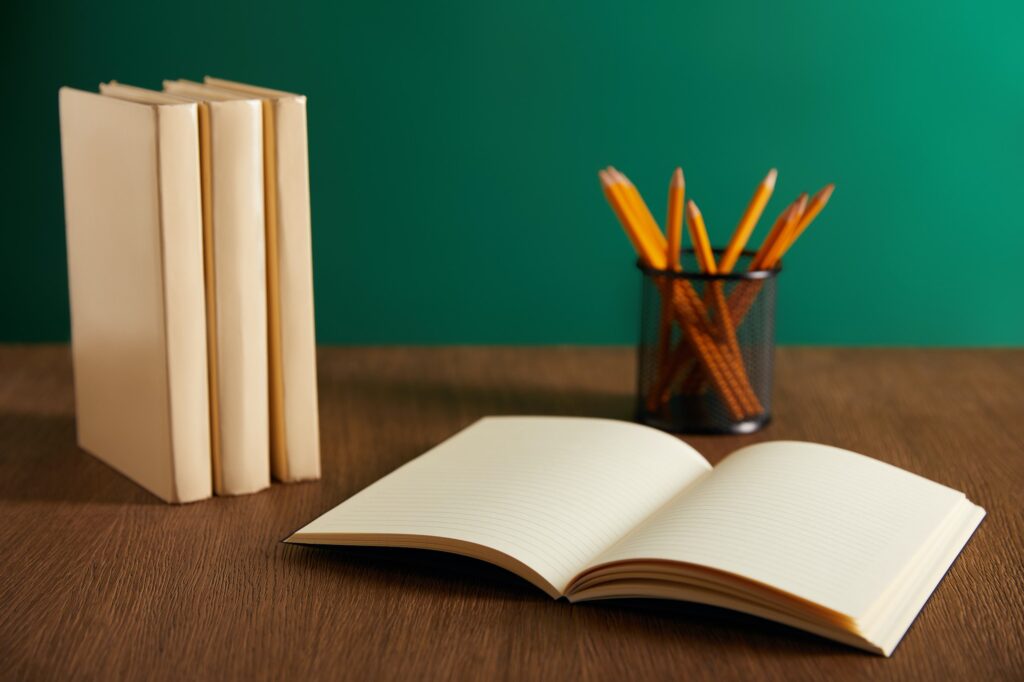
left=4, top=1, right=1023, bottom=345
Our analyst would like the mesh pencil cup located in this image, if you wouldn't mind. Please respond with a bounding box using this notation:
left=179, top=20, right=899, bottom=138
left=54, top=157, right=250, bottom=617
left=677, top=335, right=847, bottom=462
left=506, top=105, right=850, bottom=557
left=635, top=249, right=778, bottom=434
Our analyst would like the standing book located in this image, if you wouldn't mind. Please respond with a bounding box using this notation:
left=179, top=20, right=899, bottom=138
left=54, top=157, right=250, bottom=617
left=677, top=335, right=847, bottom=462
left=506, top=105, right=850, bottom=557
left=177, top=76, right=321, bottom=483
left=122, top=80, right=272, bottom=496
left=288, top=416, right=985, bottom=655
left=58, top=87, right=212, bottom=503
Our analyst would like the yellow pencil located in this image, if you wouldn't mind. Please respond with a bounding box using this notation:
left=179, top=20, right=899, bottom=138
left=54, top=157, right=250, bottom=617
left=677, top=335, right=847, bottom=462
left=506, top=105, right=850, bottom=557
left=666, top=168, right=685, bottom=271
left=608, top=167, right=668, bottom=256
left=685, top=200, right=716, bottom=274
left=688, top=199, right=747, bottom=400
left=782, top=183, right=834, bottom=254
left=600, top=171, right=668, bottom=270
left=750, top=198, right=799, bottom=271
left=649, top=168, right=686, bottom=409
left=674, top=179, right=834, bottom=400
left=600, top=171, right=749, bottom=418
left=763, top=193, right=808, bottom=268
left=720, top=189, right=822, bottom=333
left=719, top=168, right=777, bottom=273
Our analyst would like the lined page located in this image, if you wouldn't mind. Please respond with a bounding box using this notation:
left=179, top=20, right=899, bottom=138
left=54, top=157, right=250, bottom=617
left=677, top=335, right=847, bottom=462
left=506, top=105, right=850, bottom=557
left=587, top=441, right=968, bottom=618
left=290, top=417, right=710, bottom=593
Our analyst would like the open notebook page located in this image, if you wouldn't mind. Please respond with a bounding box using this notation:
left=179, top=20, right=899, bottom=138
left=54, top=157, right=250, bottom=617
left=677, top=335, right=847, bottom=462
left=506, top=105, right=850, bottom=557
left=585, top=441, right=979, bottom=620
left=288, top=417, right=710, bottom=595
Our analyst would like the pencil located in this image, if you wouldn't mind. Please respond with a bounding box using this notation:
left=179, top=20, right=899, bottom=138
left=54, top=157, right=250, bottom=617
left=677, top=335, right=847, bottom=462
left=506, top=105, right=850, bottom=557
left=719, top=169, right=777, bottom=273
left=670, top=281, right=759, bottom=417
left=726, top=188, right=829, bottom=330
left=608, top=167, right=668, bottom=255
left=676, top=195, right=803, bottom=398
left=636, top=170, right=835, bottom=413
left=750, top=198, right=800, bottom=271
left=600, top=171, right=748, bottom=418
left=666, top=168, right=685, bottom=271
left=600, top=171, right=668, bottom=270
left=763, top=193, right=808, bottom=268
left=782, top=183, right=834, bottom=255
left=686, top=200, right=750, bottom=409
left=648, top=168, right=685, bottom=409
left=598, top=171, right=646, bottom=260
left=685, top=200, right=716, bottom=274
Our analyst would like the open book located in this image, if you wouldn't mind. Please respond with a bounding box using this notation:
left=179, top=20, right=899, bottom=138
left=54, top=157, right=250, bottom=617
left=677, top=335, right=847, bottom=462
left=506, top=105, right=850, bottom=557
left=287, top=417, right=984, bottom=655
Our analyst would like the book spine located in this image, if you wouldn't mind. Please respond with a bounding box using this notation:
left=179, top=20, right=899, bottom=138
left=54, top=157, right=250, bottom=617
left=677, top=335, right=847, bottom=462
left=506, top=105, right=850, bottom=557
left=155, top=104, right=214, bottom=503
left=209, top=100, right=271, bottom=495
left=271, top=96, right=321, bottom=482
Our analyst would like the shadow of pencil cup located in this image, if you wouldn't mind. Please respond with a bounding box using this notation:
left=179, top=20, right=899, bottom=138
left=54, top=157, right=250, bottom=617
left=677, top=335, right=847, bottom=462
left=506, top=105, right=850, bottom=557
left=635, top=249, right=778, bottom=435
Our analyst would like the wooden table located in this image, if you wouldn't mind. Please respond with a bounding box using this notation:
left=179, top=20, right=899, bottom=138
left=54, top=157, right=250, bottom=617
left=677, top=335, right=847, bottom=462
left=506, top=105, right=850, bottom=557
left=1, top=346, right=1021, bottom=680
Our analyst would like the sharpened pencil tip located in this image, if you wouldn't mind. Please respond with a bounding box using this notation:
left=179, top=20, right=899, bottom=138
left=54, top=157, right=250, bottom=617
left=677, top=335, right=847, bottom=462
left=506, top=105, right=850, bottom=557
left=611, top=168, right=631, bottom=185
left=765, top=168, right=778, bottom=188
left=792, top=194, right=809, bottom=219
left=672, top=167, right=685, bottom=187
left=686, top=199, right=701, bottom=216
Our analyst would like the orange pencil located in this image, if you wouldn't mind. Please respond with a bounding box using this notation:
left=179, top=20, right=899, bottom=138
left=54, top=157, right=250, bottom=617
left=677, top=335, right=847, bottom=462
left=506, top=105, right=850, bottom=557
left=722, top=187, right=830, bottom=329
left=600, top=170, right=749, bottom=418
left=600, top=171, right=668, bottom=270
left=687, top=200, right=748, bottom=406
left=763, top=193, right=808, bottom=268
left=666, top=168, right=685, bottom=270
left=598, top=171, right=646, bottom=260
left=608, top=167, right=668, bottom=255
left=685, top=200, right=716, bottom=274
left=679, top=195, right=803, bottom=395
left=674, top=180, right=835, bottom=400
left=750, top=197, right=800, bottom=271
left=719, top=169, right=777, bottom=273
left=782, top=183, right=834, bottom=255
left=648, top=168, right=685, bottom=408
left=676, top=198, right=799, bottom=397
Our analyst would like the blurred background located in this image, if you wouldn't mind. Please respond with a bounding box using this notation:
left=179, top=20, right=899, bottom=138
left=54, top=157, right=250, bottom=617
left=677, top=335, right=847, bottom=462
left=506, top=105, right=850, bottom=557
left=4, top=0, right=1023, bottom=345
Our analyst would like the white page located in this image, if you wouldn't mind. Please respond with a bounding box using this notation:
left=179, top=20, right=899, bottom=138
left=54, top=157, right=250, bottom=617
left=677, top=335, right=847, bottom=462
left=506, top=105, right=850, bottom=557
left=290, top=417, right=710, bottom=594
left=586, top=441, right=969, bottom=619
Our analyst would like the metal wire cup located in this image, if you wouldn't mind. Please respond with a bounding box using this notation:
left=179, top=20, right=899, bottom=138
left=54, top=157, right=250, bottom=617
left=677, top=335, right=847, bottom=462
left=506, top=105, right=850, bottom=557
left=635, top=249, right=778, bottom=434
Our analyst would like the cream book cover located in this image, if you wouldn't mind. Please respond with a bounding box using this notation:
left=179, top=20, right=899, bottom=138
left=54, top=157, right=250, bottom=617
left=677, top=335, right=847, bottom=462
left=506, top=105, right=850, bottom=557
left=198, top=76, right=321, bottom=483
left=156, top=80, right=272, bottom=496
left=289, top=416, right=985, bottom=656
left=58, top=87, right=212, bottom=503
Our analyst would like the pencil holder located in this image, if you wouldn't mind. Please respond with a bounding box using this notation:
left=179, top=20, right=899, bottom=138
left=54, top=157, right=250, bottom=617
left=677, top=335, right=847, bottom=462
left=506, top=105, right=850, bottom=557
left=635, top=250, right=778, bottom=434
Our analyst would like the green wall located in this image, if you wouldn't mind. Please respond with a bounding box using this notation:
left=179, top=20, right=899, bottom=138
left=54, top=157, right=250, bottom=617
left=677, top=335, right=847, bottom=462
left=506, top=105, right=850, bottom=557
left=4, top=1, right=1023, bottom=345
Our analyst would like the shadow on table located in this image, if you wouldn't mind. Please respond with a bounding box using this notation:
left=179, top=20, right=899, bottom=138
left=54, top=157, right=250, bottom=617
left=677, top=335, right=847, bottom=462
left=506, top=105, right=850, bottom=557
left=0, top=411, right=163, bottom=505
left=283, top=543, right=855, bottom=657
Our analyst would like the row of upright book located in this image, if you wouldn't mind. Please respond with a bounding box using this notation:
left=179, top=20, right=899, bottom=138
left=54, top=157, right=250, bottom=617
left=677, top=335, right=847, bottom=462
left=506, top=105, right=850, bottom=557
left=59, top=77, right=320, bottom=503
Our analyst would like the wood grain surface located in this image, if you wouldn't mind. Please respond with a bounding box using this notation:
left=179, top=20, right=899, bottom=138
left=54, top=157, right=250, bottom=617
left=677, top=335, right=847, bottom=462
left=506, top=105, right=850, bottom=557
left=0, top=345, right=1021, bottom=681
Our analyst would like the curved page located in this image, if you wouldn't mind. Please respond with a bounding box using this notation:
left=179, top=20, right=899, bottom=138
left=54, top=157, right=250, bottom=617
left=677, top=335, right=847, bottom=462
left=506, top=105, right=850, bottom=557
left=582, top=441, right=979, bottom=622
left=288, top=417, right=710, bottom=595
